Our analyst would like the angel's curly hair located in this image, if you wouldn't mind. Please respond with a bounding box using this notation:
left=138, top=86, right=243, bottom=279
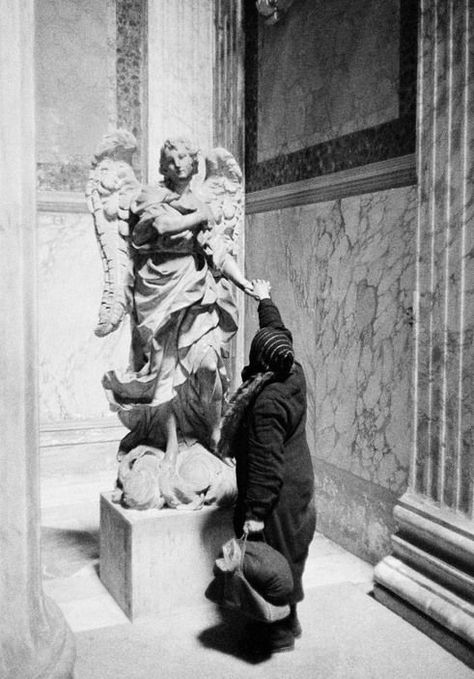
left=159, top=137, right=200, bottom=184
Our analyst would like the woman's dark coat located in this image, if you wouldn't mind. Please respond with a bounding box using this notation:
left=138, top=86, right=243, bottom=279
left=233, top=299, right=316, bottom=603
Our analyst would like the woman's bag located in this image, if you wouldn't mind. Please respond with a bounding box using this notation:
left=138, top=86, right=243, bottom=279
left=205, top=535, right=293, bottom=622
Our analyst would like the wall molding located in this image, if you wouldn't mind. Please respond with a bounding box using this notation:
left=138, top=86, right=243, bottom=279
left=37, top=191, right=88, bottom=214
left=245, top=154, right=417, bottom=214
left=40, top=418, right=125, bottom=448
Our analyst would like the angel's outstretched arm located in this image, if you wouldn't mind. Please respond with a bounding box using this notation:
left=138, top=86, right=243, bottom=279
left=199, top=146, right=256, bottom=295
left=219, top=254, right=254, bottom=296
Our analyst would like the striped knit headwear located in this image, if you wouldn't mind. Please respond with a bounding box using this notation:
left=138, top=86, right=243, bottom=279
left=248, top=327, right=294, bottom=377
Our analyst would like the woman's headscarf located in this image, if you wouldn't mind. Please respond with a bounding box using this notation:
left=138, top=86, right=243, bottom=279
left=247, top=327, right=294, bottom=377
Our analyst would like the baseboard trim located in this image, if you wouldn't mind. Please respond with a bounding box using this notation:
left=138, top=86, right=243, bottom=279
left=40, top=419, right=125, bottom=448
left=37, top=191, right=88, bottom=213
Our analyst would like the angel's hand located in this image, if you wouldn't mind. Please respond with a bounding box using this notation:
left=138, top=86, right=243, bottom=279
left=251, top=279, right=272, bottom=301
left=243, top=280, right=256, bottom=297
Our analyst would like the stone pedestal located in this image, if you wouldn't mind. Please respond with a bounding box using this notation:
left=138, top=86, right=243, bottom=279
left=100, top=493, right=234, bottom=620
left=374, top=0, right=474, bottom=667
left=0, top=2, right=75, bottom=677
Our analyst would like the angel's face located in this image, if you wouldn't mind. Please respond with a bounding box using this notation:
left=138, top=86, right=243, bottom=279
left=163, top=145, right=195, bottom=185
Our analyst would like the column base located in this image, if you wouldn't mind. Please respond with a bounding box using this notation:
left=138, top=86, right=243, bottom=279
left=374, top=493, right=474, bottom=668
left=374, top=559, right=474, bottom=668
left=3, top=596, right=75, bottom=679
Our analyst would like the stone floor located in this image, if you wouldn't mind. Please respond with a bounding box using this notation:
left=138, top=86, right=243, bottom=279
left=40, top=466, right=474, bottom=678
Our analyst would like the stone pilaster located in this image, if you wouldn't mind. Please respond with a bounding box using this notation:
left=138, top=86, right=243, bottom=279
left=0, top=1, right=75, bottom=677
left=214, top=0, right=246, bottom=384
left=214, top=0, right=245, bottom=165
left=374, top=0, right=474, bottom=664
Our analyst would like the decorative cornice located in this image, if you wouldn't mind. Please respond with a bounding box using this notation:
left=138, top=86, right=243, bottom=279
left=37, top=191, right=88, bottom=213
left=245, top=154, right=416, bottom=214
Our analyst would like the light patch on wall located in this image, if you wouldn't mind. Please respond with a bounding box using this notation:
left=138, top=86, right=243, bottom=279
left=35, top=0, right=115, bottom=166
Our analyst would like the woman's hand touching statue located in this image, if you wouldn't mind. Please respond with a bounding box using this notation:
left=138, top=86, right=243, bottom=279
left=251, top=279, right=272, bottom=301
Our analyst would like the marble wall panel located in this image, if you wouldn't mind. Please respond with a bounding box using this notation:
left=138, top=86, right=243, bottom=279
left=35, top=0, right=116, bottom=191
left=257, top=0, right=400, bottom=161
left=245, top=185, right=417, bottom=557
left=38, top=212, right=130, bottom=423
left=245, top=0, right=418, bottom=191
left=36, top=0, right=147, bottom=189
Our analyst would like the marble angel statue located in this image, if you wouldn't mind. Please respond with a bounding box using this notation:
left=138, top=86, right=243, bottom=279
left=86, top=130, right=253, bottom=510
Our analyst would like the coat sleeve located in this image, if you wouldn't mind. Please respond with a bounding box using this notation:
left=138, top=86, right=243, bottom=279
left=257, top=299, right=293, bottom=343
left=244, top=390, right=288, bottom=522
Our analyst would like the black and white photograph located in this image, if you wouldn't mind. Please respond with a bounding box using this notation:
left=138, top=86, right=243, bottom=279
left=1, top=0, right=473, bottom=677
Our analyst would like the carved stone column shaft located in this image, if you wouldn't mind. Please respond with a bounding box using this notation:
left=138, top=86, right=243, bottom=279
left=374, top=0, right=474, bottom=664
left=214, top=0, right=246, bottom=384
left=0, top=1, right=75, bottom=676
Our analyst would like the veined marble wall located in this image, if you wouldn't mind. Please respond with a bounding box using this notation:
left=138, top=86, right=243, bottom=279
left=38, top=211, right=130, bottom=424
left=245, top=0, right=418, bottom=562
left=245, top=184, right=417, bottom=561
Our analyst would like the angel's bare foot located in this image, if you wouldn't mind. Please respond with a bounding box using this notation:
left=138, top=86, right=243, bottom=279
left=117, top=448, right=127, bottom=462
left=159, top=404, right=179, bottom=468
left=163, top=441, right=179, bottom=469
left=111, top=486, right=123, bottom=503
left=176, top=495, right=204, bottom=511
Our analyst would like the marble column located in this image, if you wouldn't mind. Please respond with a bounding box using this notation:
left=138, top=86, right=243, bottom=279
left=0, top=1, right=75, bottom=677
left=214, top=0, right=245, bottom=165
left=374, top=0, right=474, bottom=662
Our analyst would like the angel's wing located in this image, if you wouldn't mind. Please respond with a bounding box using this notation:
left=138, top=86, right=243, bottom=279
left=86, top=130, right=141, bottom=337
left=200, top=147, right=244, bottom=260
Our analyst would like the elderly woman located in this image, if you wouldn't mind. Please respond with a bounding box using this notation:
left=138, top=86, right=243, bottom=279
left=218, top=279, right=316, bottom=654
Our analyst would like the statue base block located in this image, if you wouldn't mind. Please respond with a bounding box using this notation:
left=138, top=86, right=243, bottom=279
left=99, top=492, right=234, bottom=621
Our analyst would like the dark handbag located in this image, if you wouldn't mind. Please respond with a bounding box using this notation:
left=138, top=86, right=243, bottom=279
left=206, top=535, right=291, bottom=622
